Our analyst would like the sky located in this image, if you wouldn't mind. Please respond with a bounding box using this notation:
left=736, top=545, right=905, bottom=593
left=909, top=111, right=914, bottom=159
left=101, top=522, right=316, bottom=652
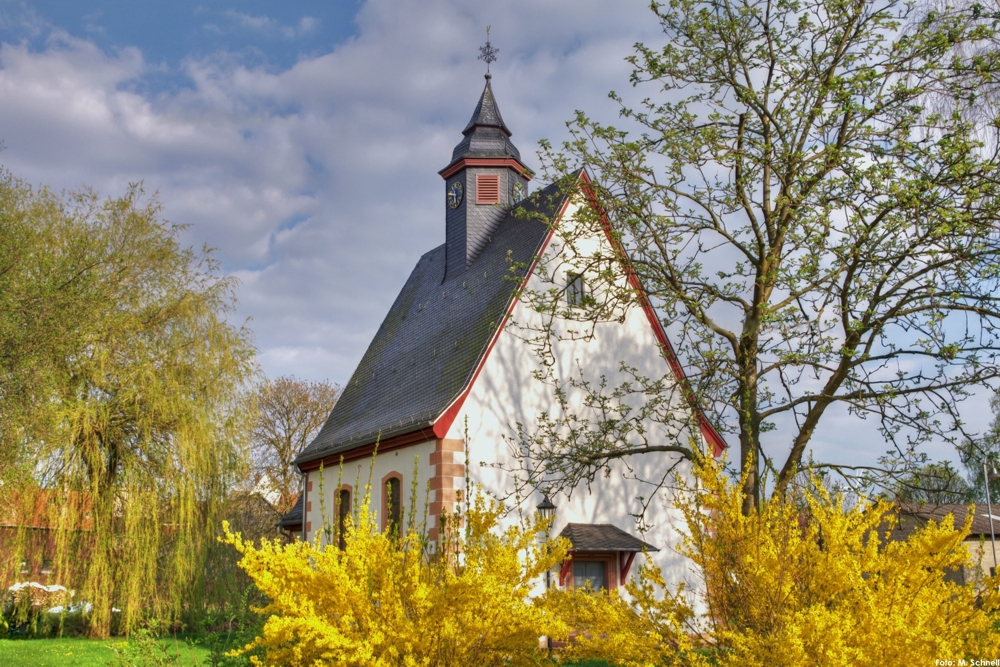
left=0, top=0, right=989, bottom=475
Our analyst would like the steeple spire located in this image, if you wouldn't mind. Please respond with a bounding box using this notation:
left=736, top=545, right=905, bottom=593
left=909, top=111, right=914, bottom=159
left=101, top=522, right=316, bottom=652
left=462, top=77, right=511, bottom=138
left=449, top=77, right=519, bottom=164
left=438, top=29, right=531, bottom=171
left=438, top=30, right=533, bottom=280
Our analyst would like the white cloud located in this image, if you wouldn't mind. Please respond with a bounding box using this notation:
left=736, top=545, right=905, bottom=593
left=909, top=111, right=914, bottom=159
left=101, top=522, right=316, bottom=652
left=0, top=0, right=662, bottom=386
left=0, top=2, right=49, bottom=38
left=82, top=10, right=105, bottom=35
left=220, top=10, right=318, bottom=39
left=0, top=0, right=983, bottom=473
left=299, top=17, right=318, bottom=34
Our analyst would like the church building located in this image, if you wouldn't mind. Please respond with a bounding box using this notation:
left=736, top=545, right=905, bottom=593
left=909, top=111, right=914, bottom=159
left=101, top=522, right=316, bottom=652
left=282, top=65, right=725, bottom=593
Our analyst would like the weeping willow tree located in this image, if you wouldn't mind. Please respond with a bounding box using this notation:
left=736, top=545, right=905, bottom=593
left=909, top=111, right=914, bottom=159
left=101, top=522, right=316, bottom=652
left=0, top=170, right=257, bottom=638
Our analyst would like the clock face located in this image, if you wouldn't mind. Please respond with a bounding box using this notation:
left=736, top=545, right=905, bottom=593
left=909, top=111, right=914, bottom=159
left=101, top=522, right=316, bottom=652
left=447, top=181, right=464, bottom=209
left=511, top=181, right=527, bottom=204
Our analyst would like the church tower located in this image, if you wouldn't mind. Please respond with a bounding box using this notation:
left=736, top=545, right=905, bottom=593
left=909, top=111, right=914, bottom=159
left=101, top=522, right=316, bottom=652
left=439, top=71, right=532, bottom=280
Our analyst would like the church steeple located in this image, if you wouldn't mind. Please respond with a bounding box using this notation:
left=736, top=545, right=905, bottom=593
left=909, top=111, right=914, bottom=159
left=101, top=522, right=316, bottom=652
left=445, top=74, right=521, bottom=166
left=463, top=74, right=509, bottom=134
left=439, top=35, right=532, bottom=280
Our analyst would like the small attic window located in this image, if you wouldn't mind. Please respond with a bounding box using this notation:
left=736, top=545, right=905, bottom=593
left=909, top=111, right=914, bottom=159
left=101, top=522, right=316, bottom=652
left=476, top=175, right=501, bottom=204
left=567, top=272, right=586, bottom=307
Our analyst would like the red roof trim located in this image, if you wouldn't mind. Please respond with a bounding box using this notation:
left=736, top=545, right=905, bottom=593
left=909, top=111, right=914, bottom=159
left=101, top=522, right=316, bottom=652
left=319, top=172, right=726, bottom=463
left=299, top=427, right=438, bottom=472
left=559, top=557, right=574, bottom=587
left=439, top=158, right=534, bottom=181
left=435, top=171, right=726, bottom=455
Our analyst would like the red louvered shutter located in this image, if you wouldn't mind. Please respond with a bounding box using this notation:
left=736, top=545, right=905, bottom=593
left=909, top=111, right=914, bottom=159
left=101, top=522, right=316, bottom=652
left=476, top=175, right=500, bottom=204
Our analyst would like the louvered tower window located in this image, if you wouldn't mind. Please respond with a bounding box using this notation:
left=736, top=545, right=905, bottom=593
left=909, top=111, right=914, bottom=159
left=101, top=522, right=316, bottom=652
left=476, top=175, right=500, bottom=204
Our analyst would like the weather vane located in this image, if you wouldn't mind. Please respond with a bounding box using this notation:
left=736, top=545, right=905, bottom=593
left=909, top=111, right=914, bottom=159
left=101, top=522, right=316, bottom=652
left=478, top=26, right=499, bottom=75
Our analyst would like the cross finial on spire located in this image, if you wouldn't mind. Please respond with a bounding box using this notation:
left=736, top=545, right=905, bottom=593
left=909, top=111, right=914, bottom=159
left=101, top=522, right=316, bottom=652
left=478, top=26, right=498, bottom=77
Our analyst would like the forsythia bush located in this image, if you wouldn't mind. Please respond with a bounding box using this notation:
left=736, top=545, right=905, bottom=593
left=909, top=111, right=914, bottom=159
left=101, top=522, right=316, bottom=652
left=225, top=460, right=1000, bottom=666
left=223, top=485, right=569, bottom=667
left=553, top=459, right=1000, bottom=667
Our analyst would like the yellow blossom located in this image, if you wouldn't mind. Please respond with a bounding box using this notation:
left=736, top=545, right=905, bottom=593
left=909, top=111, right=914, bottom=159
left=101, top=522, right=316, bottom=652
left=550, top=458, right=1000, bottom=667
left=223, top=485, right=569, bottom=667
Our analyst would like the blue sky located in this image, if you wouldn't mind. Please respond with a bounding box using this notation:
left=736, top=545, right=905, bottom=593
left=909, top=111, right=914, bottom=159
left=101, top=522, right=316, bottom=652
left=0, top=0, right=987, bottom=476
left=0, top=0, right=661, bottom=381
left=0, top=2, right=361, bottom=73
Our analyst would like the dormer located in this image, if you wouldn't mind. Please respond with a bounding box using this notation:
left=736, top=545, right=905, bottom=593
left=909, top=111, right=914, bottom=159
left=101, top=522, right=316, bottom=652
left=440, top=73, right=533, bottom=280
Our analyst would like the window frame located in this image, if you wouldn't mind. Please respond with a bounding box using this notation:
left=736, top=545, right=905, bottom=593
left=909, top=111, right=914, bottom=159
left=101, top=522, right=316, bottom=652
left=566, top=272, right=586, bottom=307
left=336, top=485, right=352, bottom=550
left=565, top=552, right=619, bottom=592
left=381, top=472, right=403, bottom=535
left=572, top=560, right=607, bottom=592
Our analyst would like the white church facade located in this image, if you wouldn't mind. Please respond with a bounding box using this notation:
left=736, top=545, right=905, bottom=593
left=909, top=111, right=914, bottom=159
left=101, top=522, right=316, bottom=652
left=281, top=69, right=725, bottom=593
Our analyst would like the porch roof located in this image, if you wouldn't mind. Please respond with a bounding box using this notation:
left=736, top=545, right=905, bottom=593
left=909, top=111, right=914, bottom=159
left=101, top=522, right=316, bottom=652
left=557, top=523, right=659, bottom=553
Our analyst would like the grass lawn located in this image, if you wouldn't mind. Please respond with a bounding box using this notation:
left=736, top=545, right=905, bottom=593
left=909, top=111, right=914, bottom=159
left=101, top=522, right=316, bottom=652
left=0, top=636, right=211, bottom=666
left=0, top=637, right=613, bottom=666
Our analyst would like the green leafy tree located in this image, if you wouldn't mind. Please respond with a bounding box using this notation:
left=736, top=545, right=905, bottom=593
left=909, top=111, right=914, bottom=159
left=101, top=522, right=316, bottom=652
left=519, top=0, right=1000, bottom=513
left=0, top=174, right=111, bottom=480
left=892, top=461, right=973, bottom=504
left=957, top=389, right=1000, bottom=503
left=0, top=171, right=257, bottom=637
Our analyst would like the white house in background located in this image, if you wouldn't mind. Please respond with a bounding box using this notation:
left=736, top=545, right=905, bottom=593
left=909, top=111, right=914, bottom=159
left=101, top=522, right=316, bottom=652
left=251, top=473, right=282, bottom=508
left=282, top=70, right=726, bottom=593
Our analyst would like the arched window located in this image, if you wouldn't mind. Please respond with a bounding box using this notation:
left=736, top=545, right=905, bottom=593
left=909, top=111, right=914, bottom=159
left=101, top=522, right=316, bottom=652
left=337, top=488, right=351, bottom=550
left=384, top=475, right=402, bottom=536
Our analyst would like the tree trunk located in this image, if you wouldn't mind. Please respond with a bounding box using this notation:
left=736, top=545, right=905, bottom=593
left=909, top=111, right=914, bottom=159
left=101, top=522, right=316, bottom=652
left=85, top=484, right=115, bottom=638
left=737, top=342, right=761, bottom=514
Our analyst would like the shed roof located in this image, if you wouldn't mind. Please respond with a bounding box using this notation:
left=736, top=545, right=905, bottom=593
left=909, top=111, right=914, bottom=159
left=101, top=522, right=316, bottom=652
left=894, top=502, right=1000, bottom=538
left=295, top=180, right=571, bottom=466
left=557, top=523, right=659, bottom=553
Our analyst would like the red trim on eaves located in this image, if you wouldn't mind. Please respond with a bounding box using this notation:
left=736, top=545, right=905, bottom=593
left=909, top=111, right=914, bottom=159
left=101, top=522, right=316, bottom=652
left=559, top=557, right=574, bottom=587
left=621, top=551, right=637, bottom=582
left=299, top=426, right=438, bottom=472
left=576, top=171, right=727, bottom=457
left=300, top=194, right=568, bottom=469
left=633, top=279, right=727, bottom=457
left=316, top=171, right=726, bottom=465
left=439, top=157, right=534, bottom=181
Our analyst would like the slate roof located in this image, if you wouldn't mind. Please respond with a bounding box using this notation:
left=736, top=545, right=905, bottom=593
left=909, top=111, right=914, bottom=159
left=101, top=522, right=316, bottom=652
left=447, top=75, right=522, bottom=166
left=462, top=75, right=510, bottom=135
left=295, top=180, right=572, bottom=466
left=893, top=502, right=1000, bottom=538
left=557, top=523, right=660, bottom=553
left=278, top=494, right=303, bottom=530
